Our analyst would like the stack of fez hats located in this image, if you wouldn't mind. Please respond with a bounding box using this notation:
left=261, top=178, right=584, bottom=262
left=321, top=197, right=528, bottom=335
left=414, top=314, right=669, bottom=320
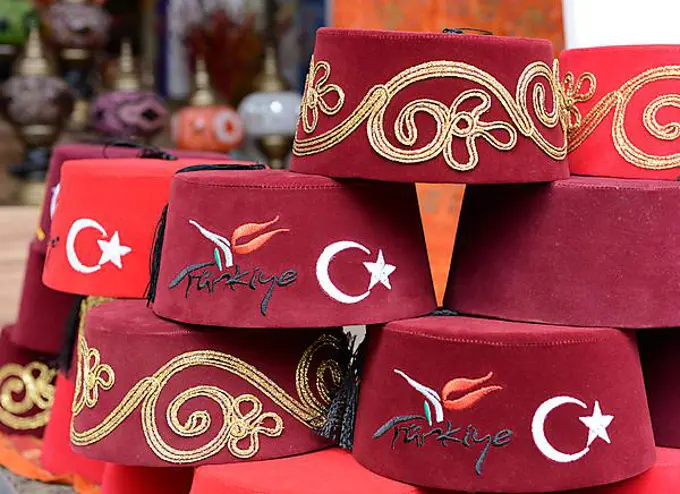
left=9, top=25, right=679, bottom=494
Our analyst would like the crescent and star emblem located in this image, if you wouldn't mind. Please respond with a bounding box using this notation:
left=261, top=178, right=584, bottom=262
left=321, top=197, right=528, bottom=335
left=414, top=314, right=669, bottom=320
left=316, top=240, right=396, bottom=304
left=66, top=218, right=132, bottom=274
left=532, top=396, right=614, bottom=463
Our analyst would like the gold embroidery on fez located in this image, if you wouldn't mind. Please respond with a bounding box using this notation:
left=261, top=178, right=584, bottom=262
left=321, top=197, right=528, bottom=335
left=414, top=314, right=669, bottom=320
left=0, top=362, right=56, bottom=430
left=565, top=65, right=680, bottom=170
left=300, top=57, right=346, bottom=134
left=72, top=296, right=115, bottom=416
left=293, top=59, right=567, bottom=171
left=70, top=334, right=344, bottom=464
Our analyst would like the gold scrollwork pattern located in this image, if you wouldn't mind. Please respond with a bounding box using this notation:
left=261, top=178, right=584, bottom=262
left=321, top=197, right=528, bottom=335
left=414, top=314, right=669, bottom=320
left=300, top=57, right=346, bottom=134
left=71, top=333, right=344, bottom=464
left=0, top=361, right=56, bottom=430
left=293, top=59, right=566, bottom=171
left=565, top=66, right=680, bottom=170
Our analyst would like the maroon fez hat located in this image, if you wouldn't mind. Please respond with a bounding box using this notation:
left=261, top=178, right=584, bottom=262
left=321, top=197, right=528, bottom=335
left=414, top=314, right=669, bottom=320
left=71, top=299, right=349, bottom=466
left=0, top=326, right=57, bottom=436
left=638, top=329, right=680, bottom=448
left=150, top=168, right=435, bottom=328
left=12, top=240, right=78, bottom=354
left=445, top=177, right=680, bottom=328
left=191, top=449, right=436, bottom=494
left=290, top=28, right=569, bottom=184
left=352, top=316, right=655, bottom=492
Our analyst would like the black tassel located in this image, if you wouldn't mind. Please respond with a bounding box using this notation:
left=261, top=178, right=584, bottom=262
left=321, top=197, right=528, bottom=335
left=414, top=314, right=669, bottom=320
left=317, top=334, right=367, bottom=451
left=146, top=205, right=168, bottom=305
left=430, top=307, right=459, bottom=316
left=58, top=295, right=85, bottom=372
left=442, top=27, right=493, bottom=35
left=175, top=163, right=267, bottom=174
left=102, top=139, right=178, bottom=161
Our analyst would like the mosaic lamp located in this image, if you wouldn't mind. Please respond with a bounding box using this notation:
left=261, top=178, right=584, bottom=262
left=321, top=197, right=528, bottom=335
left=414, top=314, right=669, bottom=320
left=90, top=39, right=169, bottom=142
left=0, top=27, right=74, bottom=204
left=0, top=0, right=36, bottom=80
left=43, top=0, right=111, bottom=131
left=172, top=57, right=244, bottom=153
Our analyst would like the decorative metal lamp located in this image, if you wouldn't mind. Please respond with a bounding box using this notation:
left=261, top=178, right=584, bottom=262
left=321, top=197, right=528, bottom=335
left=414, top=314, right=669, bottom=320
left=0, top=27, right=74, bottom=204
left=90, top=39, right=169, bottom=142
left=0, top=0, right=36, bottom=81
left=172, top=57, right=244, bottom=153
left=44, top=0, right=111, bottom=132
left=237, top=0, right=300, bottom=169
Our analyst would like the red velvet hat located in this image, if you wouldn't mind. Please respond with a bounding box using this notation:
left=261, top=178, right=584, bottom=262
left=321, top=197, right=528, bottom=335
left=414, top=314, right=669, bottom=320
left=43, top=157, right=252, bottom=299
left=352, top=316, right=655, bottom=492
left=70, top=299, right=349, bottom=467
left=11, top=240, right=77, bottom=354
left=41, top=374, right=105, bottom=483
left=0, top=326, right=57, bottom=437
left=638, top=328, right=680, bottom=448
left=290, top=28, right=568, bottom=184
left=150, top=168, right=435, bottom=328
left=37, top=143, right=228, bottom=253
left=560, top=46, right=680, bottom=179
left=445, top=177, right=680, bottom=328
left=102, top=465, right=193, bottom=494
left=190, top=449, right=439, bottom=494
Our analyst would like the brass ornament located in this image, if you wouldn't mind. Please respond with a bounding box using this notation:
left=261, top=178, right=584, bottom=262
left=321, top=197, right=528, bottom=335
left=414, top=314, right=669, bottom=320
left=113, top=38, right=141, bottom=92
left=565, top=66, right=680, bottom=170
left=294, top=58, right=567, bottom=171
left=190, top=57, right=217, bottom=107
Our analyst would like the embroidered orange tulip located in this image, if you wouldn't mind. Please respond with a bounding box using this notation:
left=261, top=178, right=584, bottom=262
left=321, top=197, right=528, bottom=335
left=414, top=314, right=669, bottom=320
left=441, top=371, right=503, bottom=411
left=232, top=216, right=290, bottom=255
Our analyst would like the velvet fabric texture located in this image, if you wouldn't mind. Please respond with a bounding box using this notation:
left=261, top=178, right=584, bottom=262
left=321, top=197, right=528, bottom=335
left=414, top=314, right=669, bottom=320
left=152, top=169, right=435, bottom=328
left=190, top=449, right=443, bottom=494
left=290, top=28, right=568, bottom=184
left=12, top=240, right=77, bottom=354
left=0, top=326, right=56, bottom=437
left=40, top=374, right=105, bottom=483
left=352, top=316, right=655, bottom=492
left=71, top=299, right=347, bottom=467
left=638, top=328, right=680, bottom=447
left=561, top=45, right=680, bottom=179
left=445, top=177, right=680, bottom=328
left=102, top=465, right=194, bottom=494
left=44, top=157, right=245, bottom=298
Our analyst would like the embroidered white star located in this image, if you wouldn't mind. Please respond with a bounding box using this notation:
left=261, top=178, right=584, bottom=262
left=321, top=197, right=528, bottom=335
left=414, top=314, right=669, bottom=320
left=579, top=401, right=614, bottom=447
left=97, top=231, right=132, bottom=269
left=363, top=250, right=396, bottom=290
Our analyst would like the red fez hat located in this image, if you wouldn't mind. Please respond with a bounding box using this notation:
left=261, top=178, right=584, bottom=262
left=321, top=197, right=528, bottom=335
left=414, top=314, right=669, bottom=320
left=37, top=143, right=229, bottom=253
left=70, top=299, right=348, bottom=467
left=445, top=177, right=680, bottom=328
left=0, top=326, right=57, bottom=437
left=41, top=374, right=105, bottom=483
left=150, top=168, right=435, bottom=328
left=352, top=316, right=655, bottom=492
left=12, top=241, right=78, bottom=354
left=43, top=157, right=254, bottom=299
left=290, top=28, right=568, bottom=184
left=560, top=46, right=680, bottom=180
left=102, top=465, right=193, bottom=494
left=190, top=449, right=437, bottom=494
left=638, top=328, right=680, bottom=448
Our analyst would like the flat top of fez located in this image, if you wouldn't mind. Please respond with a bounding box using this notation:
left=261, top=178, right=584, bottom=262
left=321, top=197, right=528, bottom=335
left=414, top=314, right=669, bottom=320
left=174, top=168, right=393, bottom=191
left=382, top=316, right=622, bottom=347
left=317, top=27, right=553, bottom=50
left=87, top=299, right=335, bottom=336
left=61, top=158, right=238, bottom=180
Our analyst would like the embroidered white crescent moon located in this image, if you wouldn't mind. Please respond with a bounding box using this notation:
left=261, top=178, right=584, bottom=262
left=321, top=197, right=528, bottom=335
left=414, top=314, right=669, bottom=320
left=316, top=241, right=396, bottom=304
left=532, top=396, right=614, bottom=464
left=66, top=218, right=132, bottom=274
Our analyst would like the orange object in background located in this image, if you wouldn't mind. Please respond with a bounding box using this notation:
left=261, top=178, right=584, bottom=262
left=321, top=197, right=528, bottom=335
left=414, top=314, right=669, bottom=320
left=332, top=0, right=564, bottom=297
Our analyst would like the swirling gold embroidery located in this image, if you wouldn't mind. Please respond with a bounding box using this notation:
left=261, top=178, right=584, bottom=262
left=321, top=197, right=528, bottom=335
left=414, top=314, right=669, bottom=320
left=559, top=71, right=596, bottom=132
left=0, top=362, right=56, bottom=430
left=71, top=333, right=344, bottom=464
left=566, top=66, right=680, bottom=170
left=293, top=59, right=566, bottom=171
left=300, top=57, right=345, bottom=134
